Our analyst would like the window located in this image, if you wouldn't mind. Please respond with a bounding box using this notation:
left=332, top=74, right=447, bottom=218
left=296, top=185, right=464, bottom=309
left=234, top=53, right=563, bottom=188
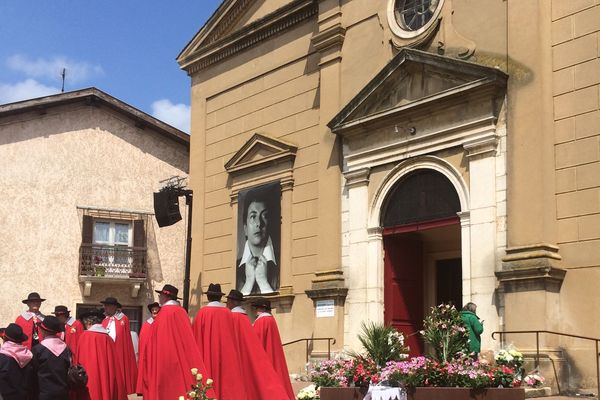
left=79, top=213, right=147, bottom=278
left=388, top=0, right=444, bottom=39
left=94, top=221, right=132, bottom=246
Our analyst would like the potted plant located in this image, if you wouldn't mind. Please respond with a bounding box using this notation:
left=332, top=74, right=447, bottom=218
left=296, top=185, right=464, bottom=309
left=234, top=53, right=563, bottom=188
left=93, top=255, right=106, bottom=277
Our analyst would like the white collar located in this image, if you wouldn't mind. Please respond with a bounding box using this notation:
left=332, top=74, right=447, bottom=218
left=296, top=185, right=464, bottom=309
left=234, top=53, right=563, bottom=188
left=88, top=324, right=108, bottom=334
left=231, top=306, right=247, bottom=314
left=162, top=300, right=179, bottom=307
left=238, top=237, right=277, bottom=267
left=146, top=317, right=154, bottom=324
left=21, top=311, right=44, bottom=321
left=207, top=301, right=226, bottom=308
left=255, top=312, right=272, bottom=321
left=66, top=316, right=76, bottom=326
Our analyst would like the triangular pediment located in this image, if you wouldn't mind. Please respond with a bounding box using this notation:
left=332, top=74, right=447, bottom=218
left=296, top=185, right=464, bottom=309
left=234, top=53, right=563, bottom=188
left=328, top=49, right=508, bottom=135
left=178, top=0, right=316, bottom=73
left=225, top=133, right=297, bottom=175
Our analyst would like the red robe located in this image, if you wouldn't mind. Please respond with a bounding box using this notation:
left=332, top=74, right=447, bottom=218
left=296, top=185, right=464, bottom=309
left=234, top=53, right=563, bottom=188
left=253, top=313, right=295, bottom=400
left=64, top=317, right=84, bottom=355
left=231, top=309, right=291, bottom=400
left=141, top=302, right=214, bottom=400
left=192, top=303, right=247, bottom=400
left=74, top=325, right=127, bottom=400
left=135, top=318, right=154, bottom=394
left=102, top=312, right=137, bottom=394
left=15, top=311, right=44, bottom=350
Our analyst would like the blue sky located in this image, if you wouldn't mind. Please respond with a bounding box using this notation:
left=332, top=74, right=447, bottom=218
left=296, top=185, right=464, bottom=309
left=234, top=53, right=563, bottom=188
left=0, top=1, right=223, bottom=132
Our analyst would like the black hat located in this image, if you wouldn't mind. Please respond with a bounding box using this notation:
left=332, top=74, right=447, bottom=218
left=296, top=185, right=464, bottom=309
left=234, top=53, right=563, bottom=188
left=52, top=305, right=70, bottom=316
left=205, top=283, right=225, bottom=297
left=38, top=316, right=64, bottom=334
left=79, top=309, right=106, bottom=321
left=155, top=284, right=182, bottom=299
left=147, top=302, right=160, bottom=312
left=251, top=299, right=271, bottom=310
left=226, top=289, right=244, bottom=302
left=100, top=297, right=122, bottom=308
left=1, top=323, right=28, bottom=343
left=22, top=292, right=46, bottom=304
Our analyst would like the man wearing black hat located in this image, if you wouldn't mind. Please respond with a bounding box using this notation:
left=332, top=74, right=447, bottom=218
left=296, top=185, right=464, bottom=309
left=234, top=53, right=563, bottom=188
left=0, top=323, right=34, bottom=400
left=53, top=305, right=84, bottom=355
left=192, top=283, right=247, bottom=400
left=32, top=315, right=71, bottom=400
left=226, top=290, right=290, bottom=400
left=100, top=296, right=137, bottom=395
left=252, top=300, right=295, bottom=399
left=15, top=292, right=46, bottom=350
left=76, top=310, right=127, bottom=400
left=138, top=284, right=214, bottom=400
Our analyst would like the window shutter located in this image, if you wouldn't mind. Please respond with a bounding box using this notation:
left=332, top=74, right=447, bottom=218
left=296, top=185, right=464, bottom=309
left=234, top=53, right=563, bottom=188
left=132, top=219, right=147, bottom=276
left=82, top=215, right=94, bottom=244
left=133, top=220, right=146, bottom=248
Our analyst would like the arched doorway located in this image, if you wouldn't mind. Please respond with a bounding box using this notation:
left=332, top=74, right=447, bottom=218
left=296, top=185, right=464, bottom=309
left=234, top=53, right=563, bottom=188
left=381, top=169, right=462, bottom=355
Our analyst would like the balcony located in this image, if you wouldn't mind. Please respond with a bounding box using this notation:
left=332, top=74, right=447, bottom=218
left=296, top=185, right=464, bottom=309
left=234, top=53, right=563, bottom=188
left=79, top=244, right=147, bottom=297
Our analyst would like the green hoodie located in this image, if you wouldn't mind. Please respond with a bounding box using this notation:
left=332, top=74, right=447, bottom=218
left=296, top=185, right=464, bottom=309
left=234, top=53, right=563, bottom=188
left=460, top=310, right=484, bottom=353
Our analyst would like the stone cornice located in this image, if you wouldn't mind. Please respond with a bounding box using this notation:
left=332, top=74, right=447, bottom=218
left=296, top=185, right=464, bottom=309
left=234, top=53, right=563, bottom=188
left=343, top=168, right=370, bottom=188
left=179, top=0, right=318, bottom=75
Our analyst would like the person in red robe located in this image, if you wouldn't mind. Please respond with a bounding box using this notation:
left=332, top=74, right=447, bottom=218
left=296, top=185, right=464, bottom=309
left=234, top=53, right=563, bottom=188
left=252, top=299, right=295, bottom=399
left=134, top=302, right=159, bottom=394
left=74, top=310, right=127, bottom=400
left=226, top=290, right=291, bottom=400
left=100, top=297, right=137, bottom=395
left=139, top=284, right=214, bottom=400
left=15, top=292, right=46, bottom=350
left=53, top=305, right=84, bottom=355
left=192, top=283, right=247, bottom=400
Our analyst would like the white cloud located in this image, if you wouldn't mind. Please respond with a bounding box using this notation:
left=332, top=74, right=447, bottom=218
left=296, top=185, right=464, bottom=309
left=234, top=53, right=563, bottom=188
left=7, top=54, right=104, bottom=84
left=0, top=79, right=60, bottom=104
left=151, top=99, right=191, bottom=133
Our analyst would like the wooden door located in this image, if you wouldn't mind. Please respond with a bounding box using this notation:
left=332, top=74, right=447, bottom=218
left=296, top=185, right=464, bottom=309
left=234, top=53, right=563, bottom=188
left=383, top=234, right=424, bottom=356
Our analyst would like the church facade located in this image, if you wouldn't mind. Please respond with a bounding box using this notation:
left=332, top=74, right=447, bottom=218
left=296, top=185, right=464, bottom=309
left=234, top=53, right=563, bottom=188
left=179, top=0, right=600, bottom=388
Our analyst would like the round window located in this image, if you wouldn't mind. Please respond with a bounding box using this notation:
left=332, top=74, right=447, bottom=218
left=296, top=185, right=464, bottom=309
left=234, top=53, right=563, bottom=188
left=388, top=0, right=444, bottom=39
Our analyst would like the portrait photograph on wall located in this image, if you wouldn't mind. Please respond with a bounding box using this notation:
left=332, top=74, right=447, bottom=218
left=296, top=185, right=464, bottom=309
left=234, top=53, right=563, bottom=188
left=236, top=181, right=281, bottom=295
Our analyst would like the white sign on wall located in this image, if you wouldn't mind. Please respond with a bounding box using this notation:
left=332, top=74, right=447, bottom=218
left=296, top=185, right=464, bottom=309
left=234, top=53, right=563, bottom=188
left=315, top=299, right=335, bottom=318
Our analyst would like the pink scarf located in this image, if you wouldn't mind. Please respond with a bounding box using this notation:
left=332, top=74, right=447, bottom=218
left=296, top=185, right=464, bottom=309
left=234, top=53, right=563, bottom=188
left=41, top=336, right=67, bottom=357
left=0, top=341, right=33, bottom=368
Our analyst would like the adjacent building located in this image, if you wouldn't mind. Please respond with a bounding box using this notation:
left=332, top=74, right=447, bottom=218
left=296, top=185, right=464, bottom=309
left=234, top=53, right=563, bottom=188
left=0, top=88, right=189, bottom=331
left=179, top=0, right=600, bottom=390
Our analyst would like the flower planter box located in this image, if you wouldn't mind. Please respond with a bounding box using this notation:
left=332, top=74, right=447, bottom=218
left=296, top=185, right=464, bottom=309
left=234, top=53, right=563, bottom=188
left=320, top=387, right=525, bottom=400
left=407, top=387, right=525, bottom=400
left=320, top=387, right=368, bottom=400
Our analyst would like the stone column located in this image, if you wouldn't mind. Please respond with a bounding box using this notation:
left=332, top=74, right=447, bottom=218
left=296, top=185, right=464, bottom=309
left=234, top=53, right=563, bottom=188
left=312, top=0, right=345, bottom=272
left=463, top=135, right=500, bottom=351
left=341, top=168, right=373, bottom=350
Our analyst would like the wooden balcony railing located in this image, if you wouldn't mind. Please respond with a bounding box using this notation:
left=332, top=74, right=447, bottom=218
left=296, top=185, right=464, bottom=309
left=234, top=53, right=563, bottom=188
left=79, top=244, right=147, bottom=279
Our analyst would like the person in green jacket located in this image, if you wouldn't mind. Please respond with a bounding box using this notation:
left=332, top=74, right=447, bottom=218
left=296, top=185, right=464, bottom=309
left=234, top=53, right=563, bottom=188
left=460, top=302, right=484, bottom=357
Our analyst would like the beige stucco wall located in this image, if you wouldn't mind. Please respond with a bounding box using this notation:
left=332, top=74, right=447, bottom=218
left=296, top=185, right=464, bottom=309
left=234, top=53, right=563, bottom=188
left=0, top=103, right=189, bottom=325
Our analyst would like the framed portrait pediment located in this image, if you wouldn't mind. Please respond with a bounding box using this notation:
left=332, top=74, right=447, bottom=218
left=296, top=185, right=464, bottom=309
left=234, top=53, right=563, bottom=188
left=225, top=133, right=297, bottom=178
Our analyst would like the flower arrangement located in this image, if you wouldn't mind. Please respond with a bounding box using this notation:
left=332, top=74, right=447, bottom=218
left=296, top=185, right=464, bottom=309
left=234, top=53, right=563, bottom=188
left=179, top=368, right=215, bottom=400
left=524, top=373, right=545, bottom=388
left=308, top=357, right=380, bottom=389
left=349, top=322, right=410, bottom=367
left=421, top=304, right=469, bottom=362
left=380, top=354, right=521, bottom=389
left=297, top=384, right=320, bottom=400
left=309, top=359, right=347, bottom=388
left=495, top=349, right=524, bottom=371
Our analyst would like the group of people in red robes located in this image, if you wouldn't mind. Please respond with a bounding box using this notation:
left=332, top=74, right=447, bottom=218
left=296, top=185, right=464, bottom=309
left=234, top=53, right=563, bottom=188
left=0, top=292, right=139, bottom=399
left=1, top=285, right=296, bottom=400
left=137, top=283, right=296, bottom=400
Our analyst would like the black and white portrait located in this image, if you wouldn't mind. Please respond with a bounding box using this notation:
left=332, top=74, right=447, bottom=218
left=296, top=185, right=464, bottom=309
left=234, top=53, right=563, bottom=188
left=236, top=182, right=281, bottom=295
